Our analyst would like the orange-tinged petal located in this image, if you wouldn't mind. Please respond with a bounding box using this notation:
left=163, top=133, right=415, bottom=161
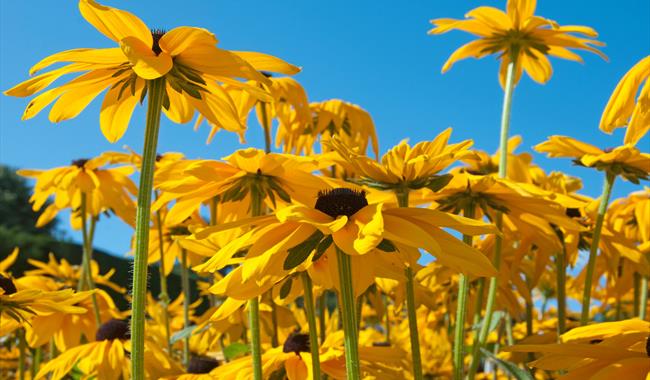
left=120, top=37, right=173, bottom=80
left=163, top=86, right=195, bottom=124
left=521, top=50, right=553, bottom=84
left=441, top=39, right=492, bottom=73
left=175, top=45, right=270, bottom=84
left=78, top=0, right=152, bottom=45
left=28, top=48, right=126, bottom=76
left=285, top=355, right=309, bottom=380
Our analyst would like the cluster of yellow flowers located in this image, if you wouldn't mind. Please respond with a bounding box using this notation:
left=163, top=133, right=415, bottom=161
left=1, top=0, right=648, bottom=379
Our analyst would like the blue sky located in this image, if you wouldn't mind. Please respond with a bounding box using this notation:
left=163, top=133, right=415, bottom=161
left=1, top=0, right=648, bottom=258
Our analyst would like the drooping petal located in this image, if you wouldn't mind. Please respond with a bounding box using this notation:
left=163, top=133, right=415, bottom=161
left=28, top=48, right=126, bottom=76
left=232, top=51, right=301, bottom=75
left=78, top=0, right=152, bottom=45
left=120, top=37, right=173, bottom=80
left=175, top=45, right=270, bottom=84
left=99, top=77, right=145, bottom=142
left=441, top=39, right=492, bottom=73
left=159, top=26, right=218, bottom=56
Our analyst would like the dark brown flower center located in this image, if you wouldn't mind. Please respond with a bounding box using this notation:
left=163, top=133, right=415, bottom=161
left=282, top=333, right=310, bottom=355
left=96, top=319, right=130, bottom=341
left=188, top=355, right=220, bottom=374
left=565, top=208, right=582, bottom=218
left=71, top=158, right=89, bottom=168
left=151, top=29, right=166, bottom=55
left=0, top=275, right=17, bottom=295
left=315, top=188, right=368, bottom=218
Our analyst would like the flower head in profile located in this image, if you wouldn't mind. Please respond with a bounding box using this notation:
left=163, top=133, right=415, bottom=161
left=17, top=153, right=137, bottom=229
left=534, top=136, right=650, bottom=184
left=600, top=55, right=650, bottom=145
left=428, top=0, right=606, bottom=85
left=4, top=0, right=299, bottom=142
left=503, top=318, right=650, bottom=378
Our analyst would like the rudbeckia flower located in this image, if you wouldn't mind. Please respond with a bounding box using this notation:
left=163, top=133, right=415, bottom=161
left=329, top=127, right=473, bottom=193
left=463, top=136, right=538, bottom=184
left=608, top=188, right=650, bottom=251
left=428, top=0, right=606, bottom=85
left=279, top=99, right=379, bottom=159
left=4, top=0, right=299, bottom=142
left=153, top=148, right=330, bottom=225
left=535, top=136, right=650, bottom=184
left=35, top=319, right=181, bottom=380
left=17, top=153, right=137, bottom=228
left=195, top=188, right=498, bottom=283
left=600, top=55, right=650, bottom=145
left=503, top=318, right=650, bottom=378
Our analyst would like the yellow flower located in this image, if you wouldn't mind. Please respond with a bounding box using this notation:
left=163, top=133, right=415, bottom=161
left=35, top=319, right=181, bottom=380
left=280, top=99, right=379, bottom=159
left=17, top=153, right=137, bottom=228
left=429, top=0, right=606, bottom=86
left=535, top=136, right=650, bottom=183
left=463, top=136, right=538, bottom=184
left=195, top=188, right=498, bottom=298
left=600, top=55, right=650, bottom=145
left=503, top=318, right=650, bottom=378
left=24, top=253, right=125, bottom=294
left=608, top=188, right=650, bottom=251
left=4, top=0, right=299, bottom=142
left=154, top=149, right=330, bottom=225
left=330, top=128, right=473, bottom=191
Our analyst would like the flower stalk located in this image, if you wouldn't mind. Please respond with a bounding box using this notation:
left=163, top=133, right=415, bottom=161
left=249, top=191, right=264, bottom=380
left=79, top=194, right=102, bottom=326
left=468, top=57, right=517, bottom=380
left=396, top=188, right=423, bottom=380
left=131, top=77, right=166, bottom=380
left=555, top=241, right=568, bottom=335
left=180, top=247, right=191, bottom=368
left=155, top=201, right=172, bottom=354
left=639, top=275, right=648, bottom=320
left=336, top=246, right=361, bottom=380
left=301, top=272, right=322, bottom=379
left=453, top=203, right=475, bottom=380
left=580, top=171, right=615, bottom=325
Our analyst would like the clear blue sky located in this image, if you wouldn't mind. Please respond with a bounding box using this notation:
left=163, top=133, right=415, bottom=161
left=1, top=0, right=648, bottom=258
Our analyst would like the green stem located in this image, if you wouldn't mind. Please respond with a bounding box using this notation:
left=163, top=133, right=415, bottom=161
left=30, top=347, right=41, bottom=378
left=79, top=194, right=101, bottom=326
left=525, top=299, right=533, bottom=336
left=208, top=197, right=218, bottom=308
left=154, top=195, right=171, bottom=354
left=335, top=246, right=360, bottom=380
left=472, top=278, right=485, bottom=327
left=396, top=188, right=423, bottom=380
left=640, top=275, right=648, bottom=320
left=504, top=312, right=514, bottom=346
left=356, top=295, right=363, bottom=335
left=301, top=272, right=322, bottom=379
left=18, top=330, right=25, bottom=380
left=384, top=294, right=391, bottom=345
left=260, top=101, right=272, bottom=154
left=249, top=191, right=264, bottom=380
left=580, top=172, right=615, bottom=325
left=131, top=77, right=166, bottom=380
left=181, top=247, right=191, bottom=369
left=453, top=204, right=475, bottom=380
left=270, top=296, right=279, bottom=347
left=555, top=241, right=567, bottom=335
left=319, top=292, right=327, bottom=345
left=467, top=57, right=516, bottom=380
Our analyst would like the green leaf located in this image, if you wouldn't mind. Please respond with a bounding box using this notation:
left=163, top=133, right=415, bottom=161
left=279, top=277, right=293, bottom=299
left=223, top=342, right=251, bottom=361
left=170, top=324, right=198, bottom=344
left=283, top=231, right=324, bottom=270
left=312, top=235, right=333, bottom=262
left=376, top=239, right=397, bottom=252
left=425, top=174, right=453, bottom=192
left=479, top=348, right=534, bottom=380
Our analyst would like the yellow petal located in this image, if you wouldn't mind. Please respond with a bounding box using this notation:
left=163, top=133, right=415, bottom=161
left=99, top=77, right=145, bottom=143
left=120, top=37, right=173, bottom=80
left=78, top=0, right=152, bottom=45
left=159, top=26, right=218, bottom=56
left=28, top=48, right=126, bottom=76
left=232, top=51, right=301, bottom=75
left=441, top=39, right=491, bottom=73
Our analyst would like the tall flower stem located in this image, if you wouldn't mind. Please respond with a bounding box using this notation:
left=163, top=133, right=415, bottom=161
left=260, top=101, right=272, bottom=154
left=384, top=295, right=392, bottom=344
left=131, top=77, right=166, bottom=380
left=154, top=196, right=171, bottom=354
left=18, top=329, right=26, bottom=380
left=633, top=273, right=641, bottom=316
left=453, top=204, right=475, bottom=380
left=580, top=172, right=615, bottom=325
left=336, top=246, right=360, bottom=380
left=79, top=194, right=101, bottom=326
left=396, top=188, right=423, bottom=380
left=472, top=278, right=485, bottom=326
left=555, top=240, right=567, bottom=335
left=249, top=192, right=264, bottom=380
left=180, top=247, right=191, bottom=368
left=640, top=275, right=648, bottom=320
left=301, top=272, right=322, bottom=379
left=319, top=293, right=327, bottom=345
left=468, top=58, right=516, bottom=380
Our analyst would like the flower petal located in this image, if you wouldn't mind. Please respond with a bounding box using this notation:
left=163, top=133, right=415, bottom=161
left=159, top=26, right=218, bottom=56
left=232, top=51, right=301, bottom=75
left=99, top=77, right=145, bottom=142
left=78, top=0, right=152, bottom=45
left=120, top=37, right=173, bottom=80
